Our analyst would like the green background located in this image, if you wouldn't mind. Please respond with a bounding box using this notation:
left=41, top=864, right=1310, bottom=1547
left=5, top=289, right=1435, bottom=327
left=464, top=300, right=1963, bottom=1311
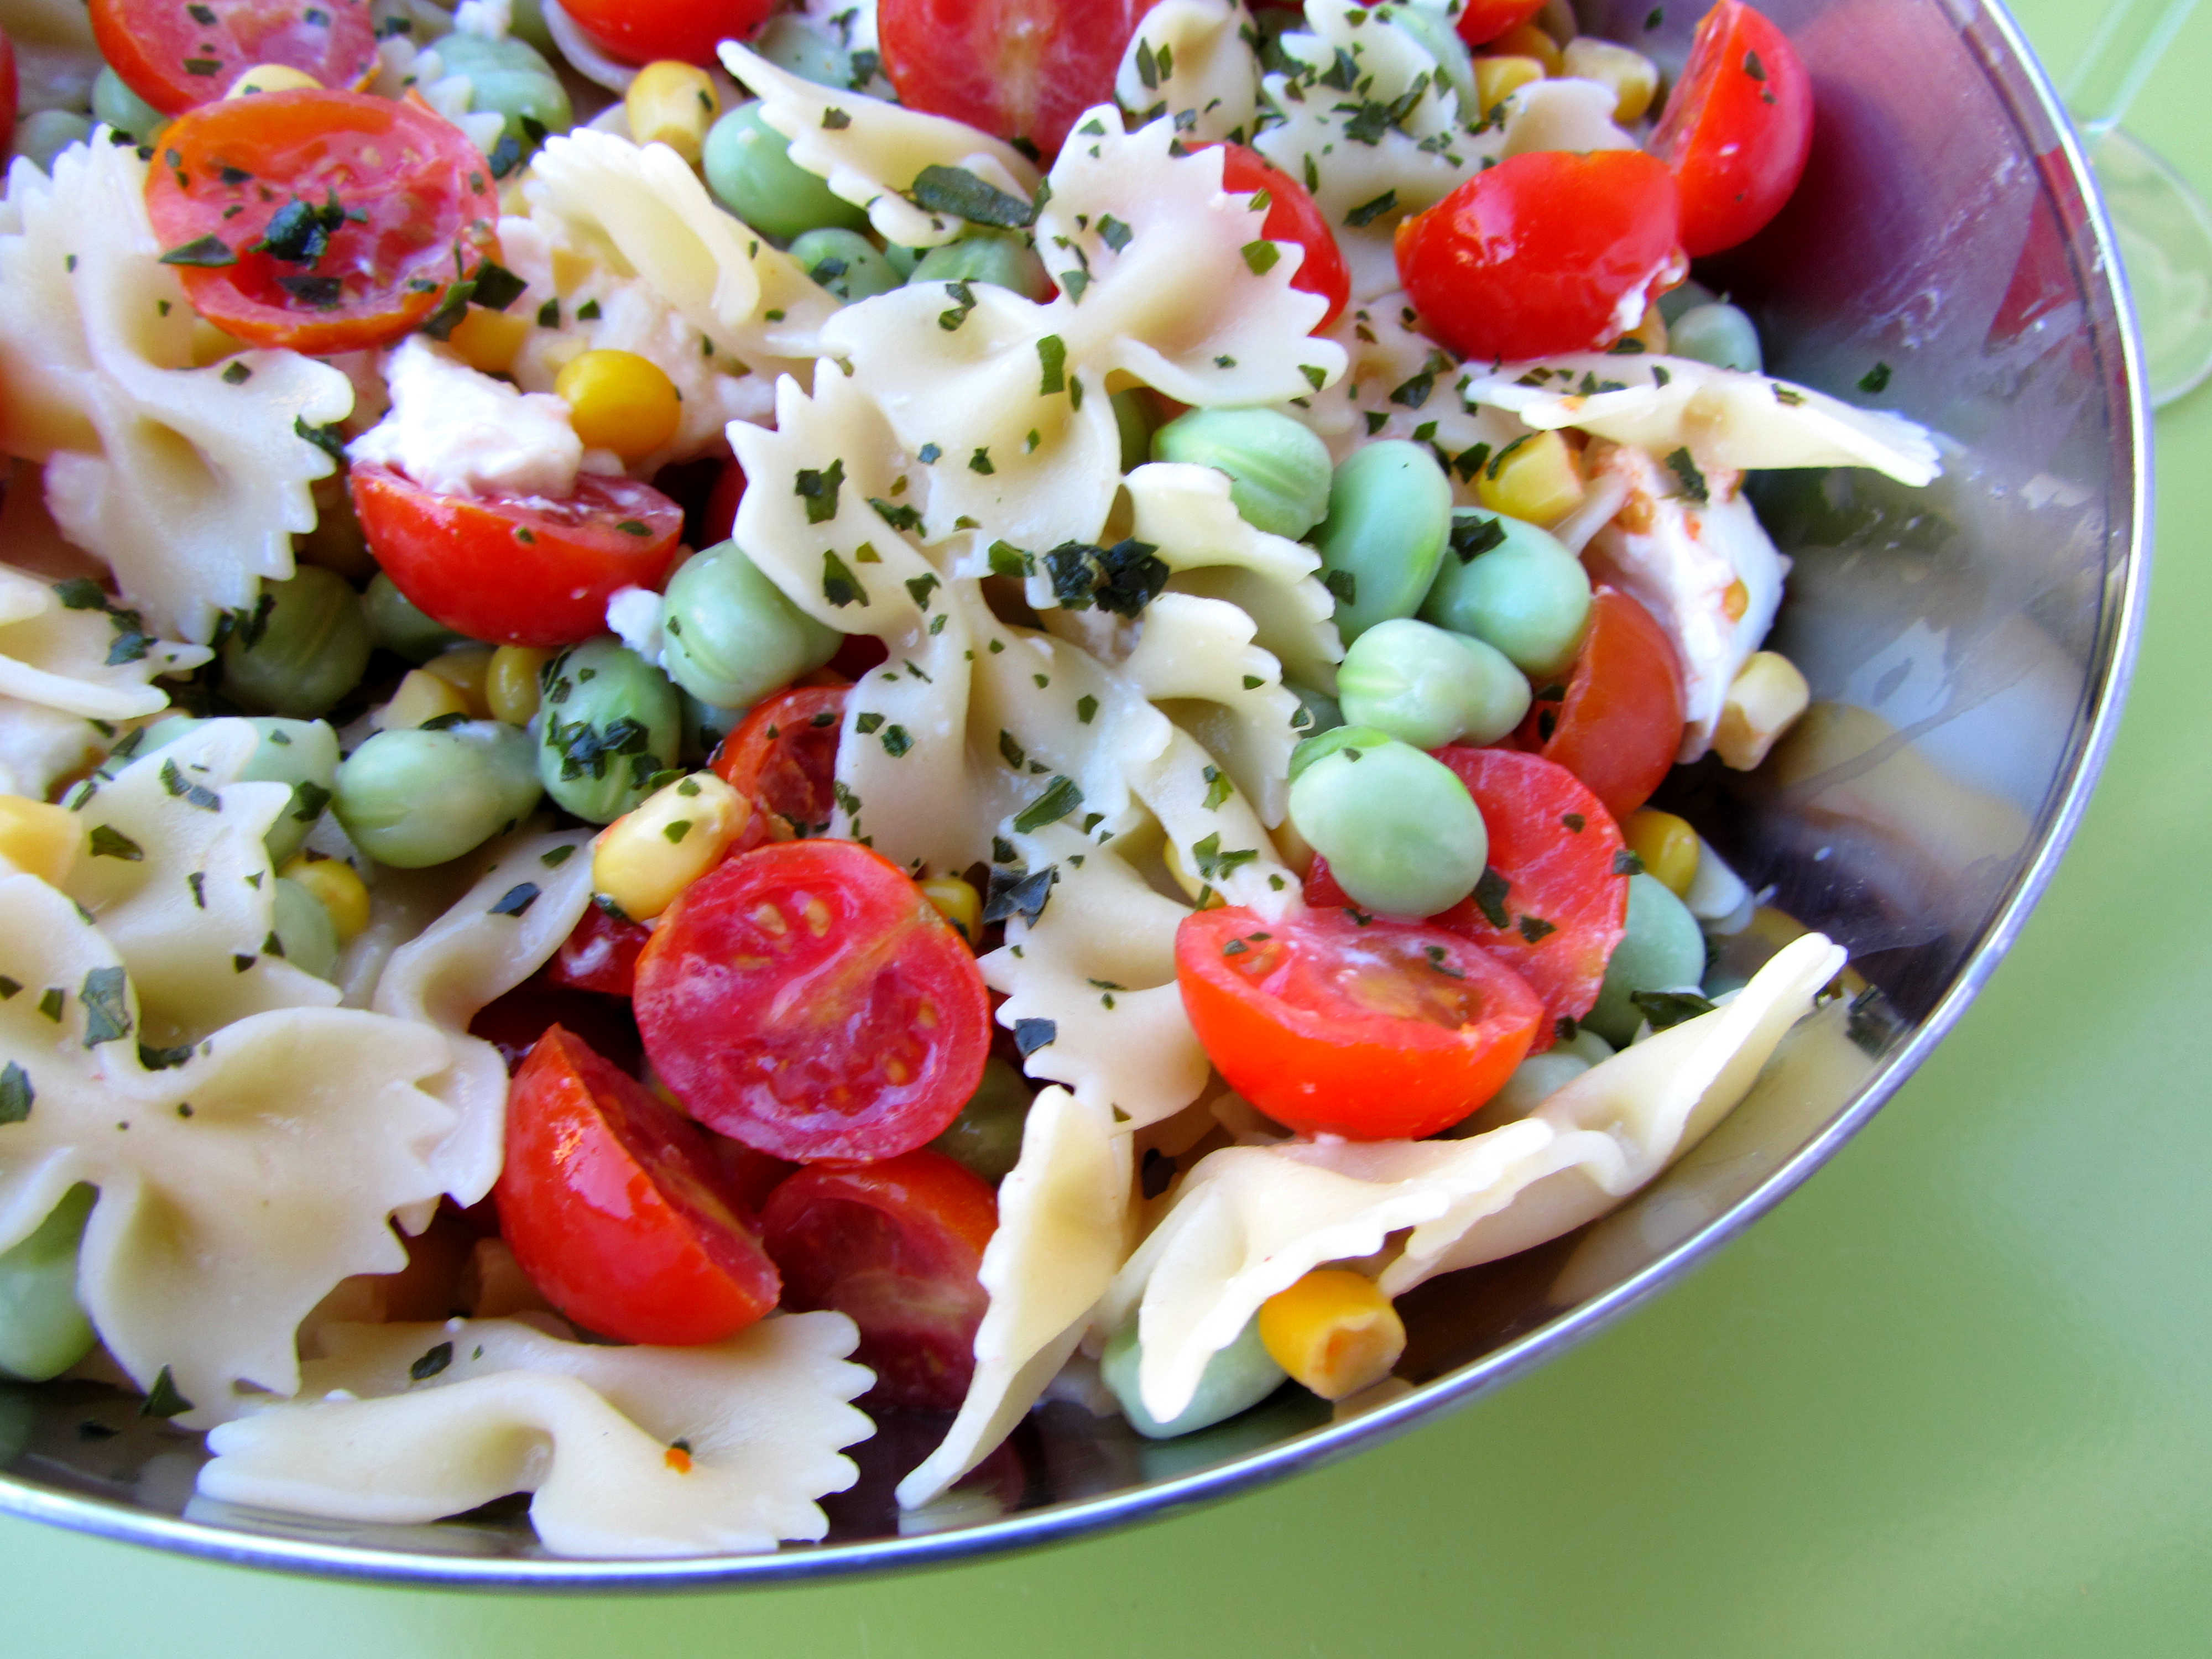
left=8, top=1, right=2206, bottom=1650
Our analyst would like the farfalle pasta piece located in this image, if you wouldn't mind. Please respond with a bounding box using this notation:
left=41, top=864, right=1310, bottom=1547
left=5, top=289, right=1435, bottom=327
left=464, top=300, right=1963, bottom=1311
left=1115, top=0, right=1261, bottom=144
left=1274, top=0, right=1464, bottom=134
left=0, top=874, right=456, bottom=1423
left=0, top=566, right=206, bottom=723
left=199, top=1313, right=873, bottom=1556
left=897, top=1088, right=1133, bottom=1507
left=1289, top=296, right=1525, bottom=483
left=0, top=143, right=354, bottom=642
left=1116, top=591, right=1302, bottom=827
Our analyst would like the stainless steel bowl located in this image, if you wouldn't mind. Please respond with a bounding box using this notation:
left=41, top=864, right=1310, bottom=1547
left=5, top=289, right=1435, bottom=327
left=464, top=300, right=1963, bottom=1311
left=0, top=0, right=2147, bottom=1586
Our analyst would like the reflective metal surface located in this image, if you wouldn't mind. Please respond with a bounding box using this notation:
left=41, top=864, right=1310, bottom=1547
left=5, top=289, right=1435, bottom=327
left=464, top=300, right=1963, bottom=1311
left=0, top=0, right=2148, bottom=1587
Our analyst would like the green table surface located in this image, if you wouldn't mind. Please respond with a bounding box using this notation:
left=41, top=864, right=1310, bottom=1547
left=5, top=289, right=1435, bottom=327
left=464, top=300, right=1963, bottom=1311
left=11, top=3, right=2208, bottom=1652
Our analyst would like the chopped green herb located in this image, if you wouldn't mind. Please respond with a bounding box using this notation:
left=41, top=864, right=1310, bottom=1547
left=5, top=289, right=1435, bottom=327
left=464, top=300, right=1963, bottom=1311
left=489, top=883, right=540, bottom=917
left=1014, top=1017, right=1056, bottom=1056
left=1012, top=775, right=1084, bottom=833
left=1859, top=361, right=1892, bottom=394
left=159, top=234, right=236, bottom=268
left=796, top=457, right=846, bottom=524
left=1241, top=239, right=1280, bottom=276
left=88, top=825, right=143, bottom=862
left=1630, top=989, right=1717, bottom=1031
left=1665, top=446, right=1709, bottom=504
left=910, top=164, right=1037, bottom=227
left=1472, top=865, right=1511, bottom=929
left=80, top=966, right=132, bottom=1047
left=409, top=1341, right=454, bottom=1381
left=821, top=550, right=867, bottom=608
left=140, top=1365, right=193, bottom=1418
left=0, top=1062, right=32, bottom=1125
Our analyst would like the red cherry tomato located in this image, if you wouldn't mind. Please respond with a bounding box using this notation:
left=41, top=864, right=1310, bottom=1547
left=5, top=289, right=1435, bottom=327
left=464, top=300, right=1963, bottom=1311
left=634, top=840, right=992, bottom=1163
left=1516, top=586, right=1685, bottom=825
left=351, top=463, right=685, bottom=649
left=142, top=90, right=497, bottom=354
left=1453, top=0, right=1549, bottom=46
left=1650, top=1, right=1814, bottom=257
left=700, top=459, right=747, bottom=546
left=708, top=684, right=848, bottom=834
left=468, top=972, right=644, bottom=1074
left=1395, top=149, right=1686, bottom=361
left=494, top=1026, right=781, bottom=1345
left=878, top=0, right=1147, bottom=158
left=557, top=0, right=772, bottom=66
left=760, top=1150, right=997, bottom=1409
left=1176, top=906, right=1545, bottom=1140
left=1209, top=143, right=1349, bottom=331
left=548, top=904, right=654, bottom=998
left=92, top=0, right=379, bottom=117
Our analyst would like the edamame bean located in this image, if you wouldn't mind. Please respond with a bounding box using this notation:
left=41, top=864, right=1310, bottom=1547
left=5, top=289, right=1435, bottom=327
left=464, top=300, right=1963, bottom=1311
left=15, top=111, right=92, bottom=173
left=1287, top=722, right=1393, bottom=784
left=1559, top=1026, right=1615, bottom=1067
left=220, top=567, right=372, bottom=718
left=1152, top=407, right=1334, bottom=540
left=1287, top=737, right=1486, bottom=917
left=536, top=638, right=685, bottom=823
left=1101, top=1313, right=1286, bottom=1439
left=1657, top=278, right=1720, bottom=324
left=882, top=243, right=924, bottom=278
left=660, top=540, right=842, bottom=710
left=753, top=13, right=854, bottom=88
left=789, top=227, right=902, bottom=302
left=1313, top=440, right=1452, bottom=643
left=1112, top=388, right=1156, bottom=474
left=0, top=1185, right=96, bottom=1383
left=431, top=32, right=573, bottom=151
left=1421, top=510, right=1592, bottom=679
left=270, top=874, right=341, bottom=981
left=1667, top=301, right=1764, bottom=374
left=929, top=1056, right=1033, bottom=1183
left=909, top=231, right=1054, bottom=302
left=335, top=721, right=542, bottom=868
left=1287, top=682, right=1343, bottom=739
left=1337, top=617, right=1530, bottom=749
left=91, top=65, right=165, bottom=143
left=506, top=0, right=559, bottom=58
left=102, top=715, right=340, bottom=865
left=1485, top=1050, right=1593, bottom=1120
left=1584, top=873, right=1708, bottom=1046
left=702, top=103, right=868, bottom=241
left=363, top=571, right=467, bottom=663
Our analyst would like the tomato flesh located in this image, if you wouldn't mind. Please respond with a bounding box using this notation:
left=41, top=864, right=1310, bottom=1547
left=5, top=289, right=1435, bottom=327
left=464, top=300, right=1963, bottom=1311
left=143, top=90, right=497, bottom=354
left=351, top=463, right=685, bottom=649
left=548, top=904, right=654, bottom=998
left=1211, top=143, right=1350, bottom=331
left=1176, top=906, right=1545, bottom=1140
left=559, top=0, right=773, bottom=67
left=879, top=0, right=1145, bottom=158
left=634, top=840, right=991, bottom=1164
left=760, top=1150, right=998, bottom=1410
left=1650, top=1, right=1814, bottom=257
left=1453, top=0, right=1548, bottom=46
left=493, top=1026, right=781, bottom=1346
left=709, top=685, right=848, bottom=835
left=1395, top=149, right=1686, bottom=361
left=93, top=0, right=379, bottom=117
left=1516, top=586, right=1686, bottom=825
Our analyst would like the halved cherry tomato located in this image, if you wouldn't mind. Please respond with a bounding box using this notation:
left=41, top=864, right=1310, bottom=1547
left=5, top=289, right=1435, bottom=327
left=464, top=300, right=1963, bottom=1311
left=760, top=1150, right=997, bottom=1409
left=557, top=0, right=773, bottom=67
left=548, top=904, right=654, bottom=998
left=1395, top=149, right=1686, bottom=361
left=1650, top=2, right=1813, bottom=257
left=1176, top=906, right=1545, bottom=1140
left=493, top=1025, right=781, bottom=1346
left=879, top=0, right=1147, bottom=158
left=92, top=0, right=379, bottom=117
left=1516, top=586, right=1685, bottom=825
left=1453, top=0, right=1549, bottom=46
left=468, top=972, right=644, bottom=1074
left=709, top=684, right=848, bottom=834
left=351, top=463, right=685, bottom=649
left=634, top=840, right=991, bottom=1163
left=700, top=458, right=747, bottom=547
left=1210, top=143, right=1349, bottom=331
left=143, top=90, right=497, bottom=354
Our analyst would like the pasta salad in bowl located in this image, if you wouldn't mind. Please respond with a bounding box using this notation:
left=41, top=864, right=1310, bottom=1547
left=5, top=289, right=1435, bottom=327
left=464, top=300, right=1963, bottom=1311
left=0, top=0, right=2141, bottom=1577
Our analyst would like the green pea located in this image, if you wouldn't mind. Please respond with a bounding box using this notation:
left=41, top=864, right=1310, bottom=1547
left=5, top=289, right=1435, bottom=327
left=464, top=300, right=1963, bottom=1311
left=432, top=32, right=573, bottom=150
left=1287, top=682, right=1343, bottom=740
left=220, top=567, right=371, bottom=718
left=1485, top=1050, right=1593, bottom=1121
left=16, top=111, right=92, bottom=173
left=92, top=65, right=166, bottom=144
left=660, top=541, right=842, bottom=710
left=1422, top=511, right=1592, bottom=679
left=789, top=227, right=903, bottom=302
left=1101, top=1313, right=1286, bottom=1439
left=753, top=13, right=854, bottom=88
left=1152, top=407, right=1334, bottom=541
left=1287, top=737, right=1486, bottom=917
left=929, top=1056, right=1034, bottom=1183
left=1668, top=302, right=1764, bottom=374
left=0, top=1185, right=96, bottom=1383
left=702, top=103, right=868, bottom=241
left=1584, top=873, right=1708, bottom=1047
left=1657, top=279, right=1720, bottom=324
left=363, top=571, right=468, bottom=664
left=1560, top=1026, right=1615, bottom=1067
left=1313, top=440, right=1452, bottom=643
left=536, top=639, right=685, bottom=823
left=1112, top=388, right=1156, bottom=474
left=1377, top=1, right=1478, bottom=118
left=1287, top=723, right=1394, bottom=784
left=909, top=231, right=1054, bottom=302
left=104, top=715, right=339, bottom=866
left=270, top=874, right=341, bottom=982
left=1337, top=617, right=1530, bottom=749
left=335, top=721, right=542, bottom=868
left=882, top=243, right=925, bottom=279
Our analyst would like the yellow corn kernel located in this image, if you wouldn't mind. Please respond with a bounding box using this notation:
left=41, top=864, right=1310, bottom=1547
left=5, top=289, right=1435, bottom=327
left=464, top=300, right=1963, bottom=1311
left=448, top=305, right=533, bottom=377
left=556, top=348, right=683, bottom=462
left=1714, top=651, right=1811, bottom=771
left=375, top=668, right=472, bottom=731
left=487, top=645, right=555, bottom=726
left=1161, top=838, right=1229, bottom=910
left=1625, top=807, right=1699, bottom=899
left=419, top=644, right=496, bottom=718
left=592, top=771, right=752, bottom=922
left=1489, top=22, right=1564, bottom=75
left=920, top=875, right=981, bottom=943
left=1477, top=429, right=1585, bottom=526
left=624, top=60, right=719, bottom=165
left=0, top=795, right=79, bottom=885
left=1473, top=54, right=1546, bottom=118
left=226, top=62, right=322, bottom=97
left=280, top=854, right=371, bottom=945
left=1562, top=37, right=1660, bottom=123
left=1258, top=1269, right=1407, bottom=1402
left=1625, top=300, right=1670, bottom=356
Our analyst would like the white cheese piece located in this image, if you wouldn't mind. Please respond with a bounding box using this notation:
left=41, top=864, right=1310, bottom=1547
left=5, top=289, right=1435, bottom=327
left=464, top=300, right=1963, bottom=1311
left=347, top=337, right=582, bottom=500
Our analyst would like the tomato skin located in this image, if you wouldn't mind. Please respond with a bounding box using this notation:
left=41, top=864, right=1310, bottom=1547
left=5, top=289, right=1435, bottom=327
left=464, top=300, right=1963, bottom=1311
left=878, top=0, right=1145, bottom=158
left=351, top=463, right=685, bottom=649
left=1650, top=2, right=1814, bottom=257
left=143, top=90, right=497, bottom=354
left=548, top=904, right=654, bottom=998
left=1395, top=149, right=1687, bottom=361
left=92, top=0, right=380, bottom=117
left=1516, top=586, right=1685, bottom=825
left=760, top=1150, right=997, bottom=1409
left=1453, top=0, right=1549, bottom=46
left=0, top=30, right=17, bottom=156
left=494, top=1026, right=781, bottom=1347
left=708, top=685, right=848, bottom=834
left=1210, top=143, right=1350, bottom=331
left=468, top=973, right=644, bottom=1075
left=634, top=840, right=992, bottom=1164
left=558, top=0, right=773, bottom=67
left=700, top=459, right=747, bottom=547
left=1176, top=906, right=1545, bottom=1140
